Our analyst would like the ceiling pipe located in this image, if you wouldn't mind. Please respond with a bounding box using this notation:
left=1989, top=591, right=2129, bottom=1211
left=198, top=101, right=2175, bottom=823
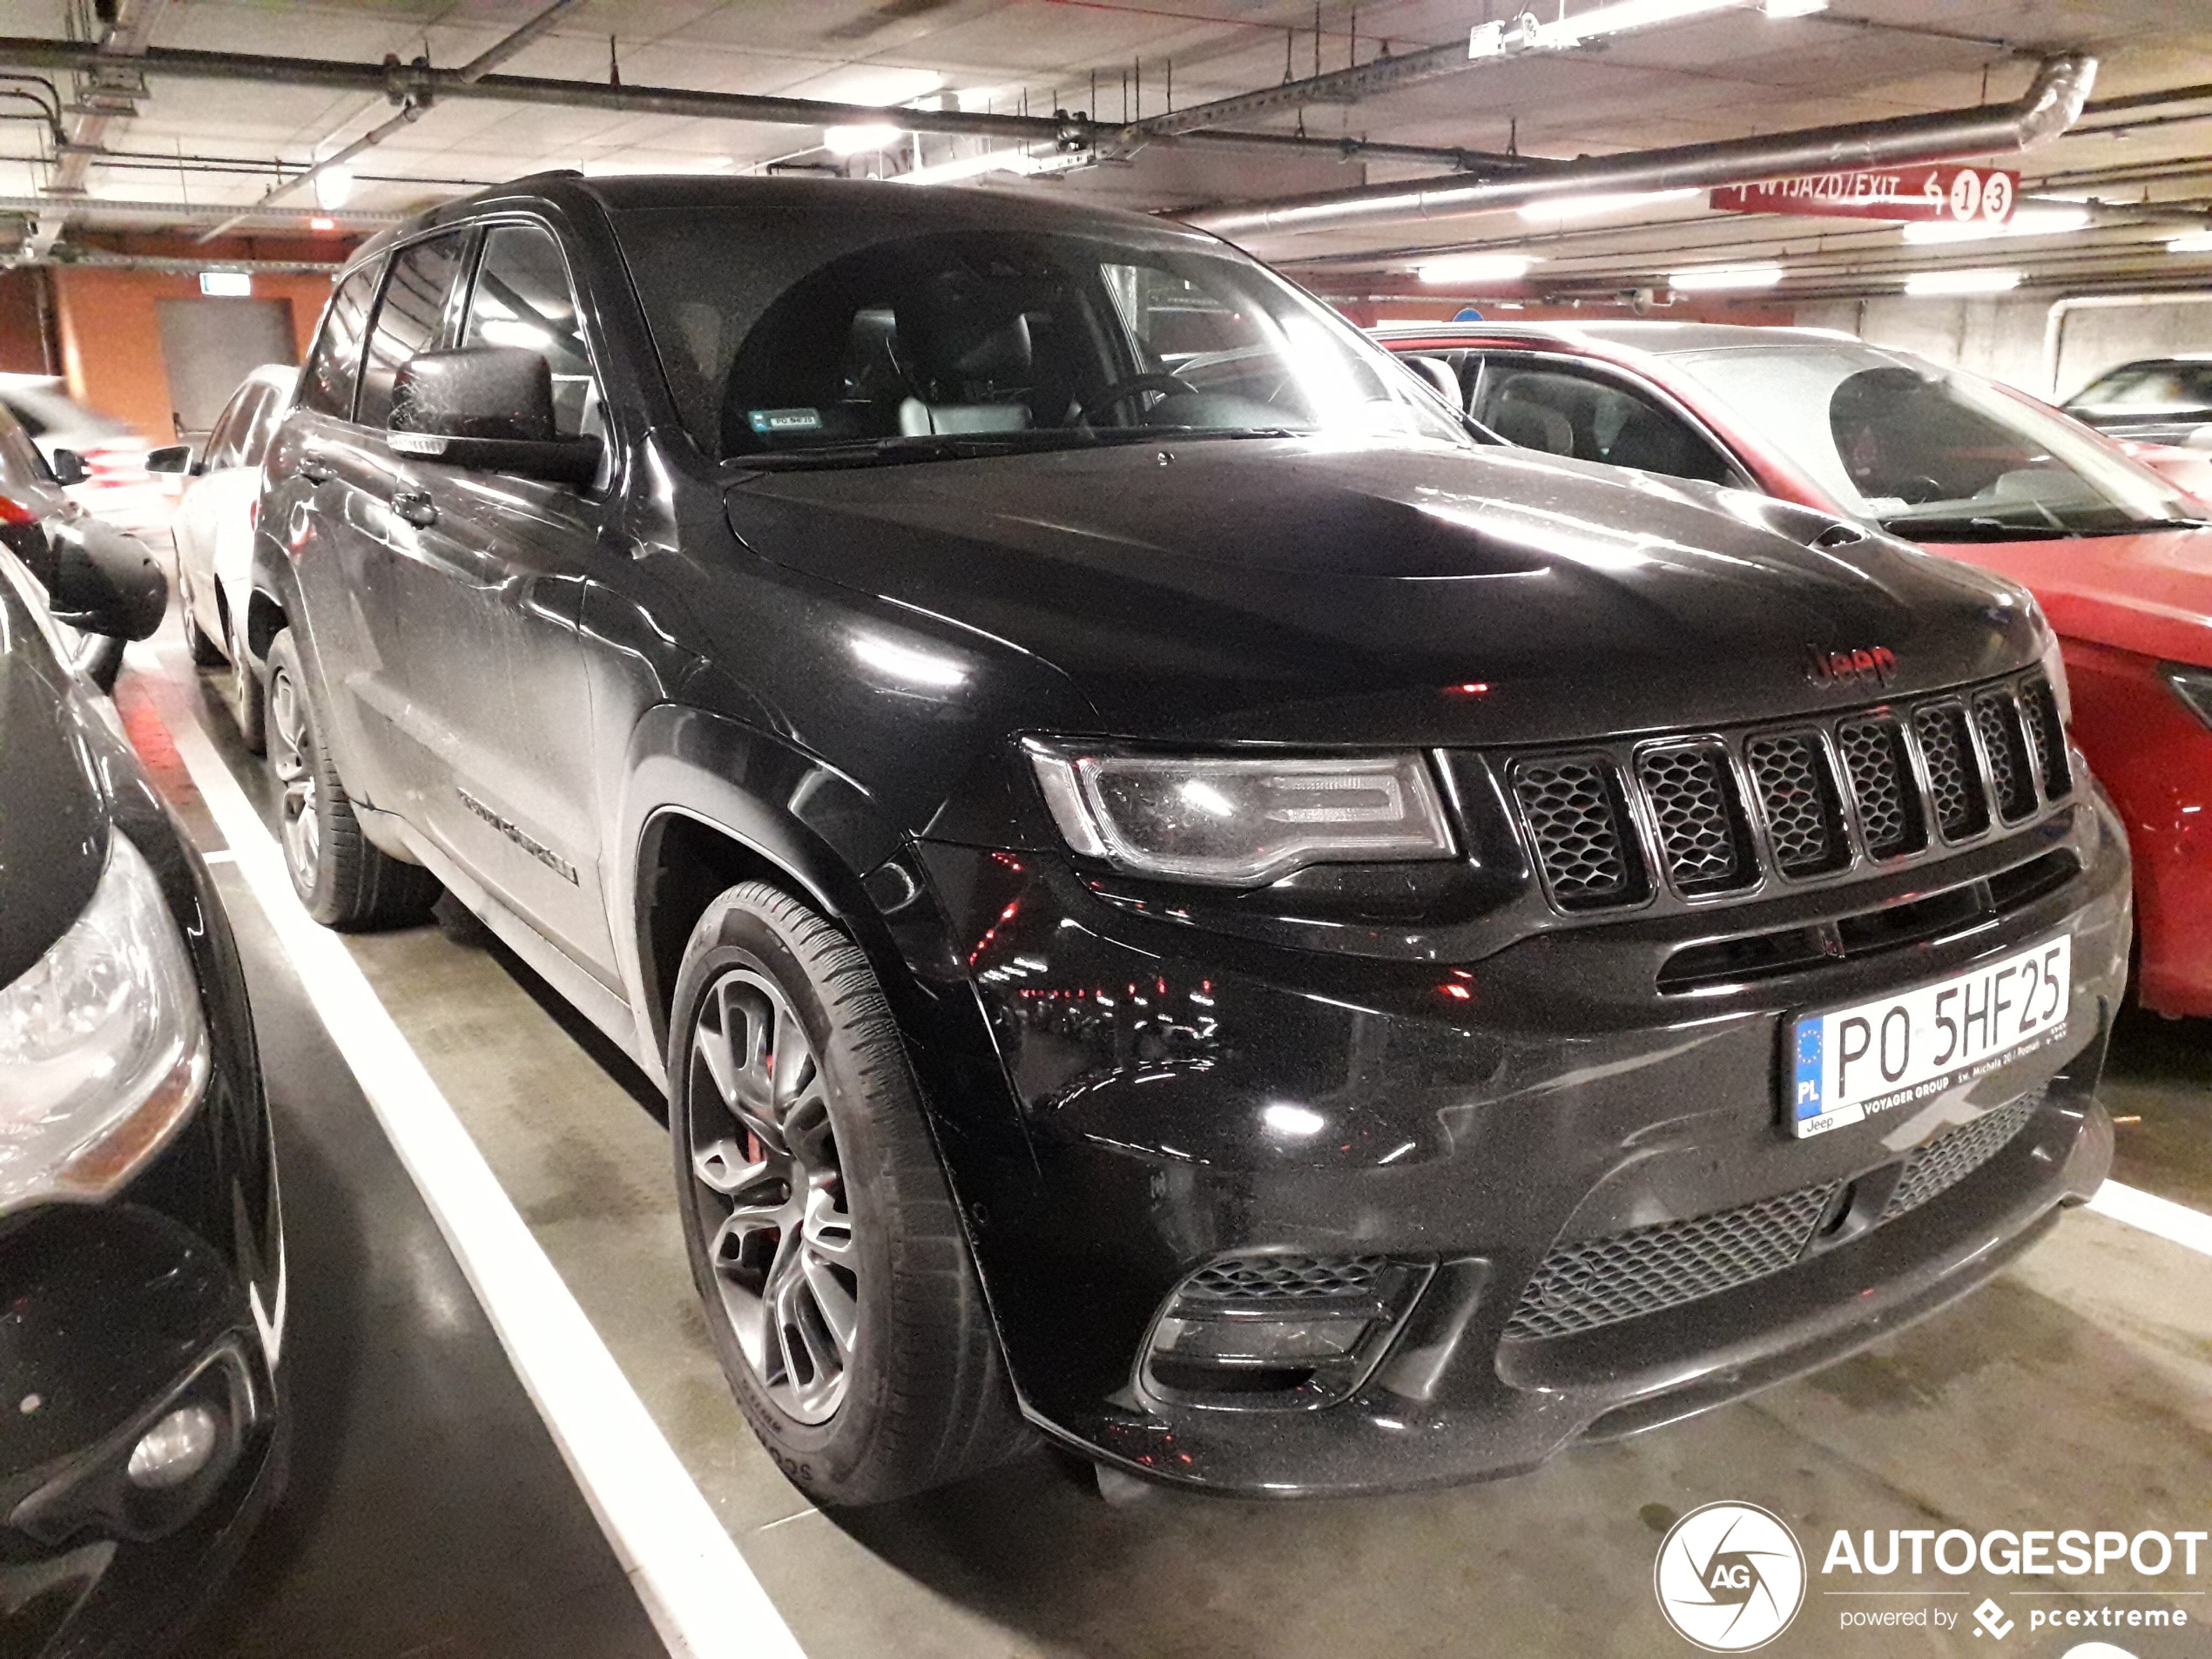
left=1185, top=52, right=2099, bottom=246
left=3, top=248, right=343, bottom=273
left=0, top=193, right=403, bottom=227
left=194, top=0, right=578, bottom=245
left=0, top=32, right=1527, bottom=172
left=29, top=0, right=168, bottom=259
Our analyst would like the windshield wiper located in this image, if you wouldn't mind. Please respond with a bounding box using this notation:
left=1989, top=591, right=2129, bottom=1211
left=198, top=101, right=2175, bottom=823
left=1876, top=513, right=2080, bottom=542
left=737, top=425, right=1314, bottom=469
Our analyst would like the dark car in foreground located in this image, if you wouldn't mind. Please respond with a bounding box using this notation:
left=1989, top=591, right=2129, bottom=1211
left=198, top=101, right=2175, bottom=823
left=0, top=539, right=284, bottom=1652
left=247, top=173, right=2125, bottom=1501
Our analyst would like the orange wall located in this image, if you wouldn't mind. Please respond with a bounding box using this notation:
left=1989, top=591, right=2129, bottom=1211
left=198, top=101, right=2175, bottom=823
left=51, top=267, right=335, bottom=441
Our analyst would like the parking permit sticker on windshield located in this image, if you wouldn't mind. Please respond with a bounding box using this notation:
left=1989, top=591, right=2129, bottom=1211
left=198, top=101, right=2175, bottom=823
left=748, top=408, right=823, bottom=435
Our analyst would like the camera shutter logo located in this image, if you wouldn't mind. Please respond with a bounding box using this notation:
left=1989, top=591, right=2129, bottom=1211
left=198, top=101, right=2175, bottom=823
left=1653, top=1501, right=1807, bottom=1651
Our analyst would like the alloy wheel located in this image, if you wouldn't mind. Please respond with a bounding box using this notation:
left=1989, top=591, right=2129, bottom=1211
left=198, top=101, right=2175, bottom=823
left=267, top=666, right=320, bottom=890
left=686, top=967, right=858, bottom=1426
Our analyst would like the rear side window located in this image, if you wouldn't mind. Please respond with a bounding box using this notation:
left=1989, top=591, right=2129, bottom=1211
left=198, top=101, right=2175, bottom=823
left=358, top=232, right=472, bottom=428
left=1474, top=359, right=1735, bottom=485
left=239, top=381, right=288, bottom=467
left=299, top=263, right=381, bottom=419
left=202, top=382, right=265, bottom=471
left=461, top=224, right=600, bottom=439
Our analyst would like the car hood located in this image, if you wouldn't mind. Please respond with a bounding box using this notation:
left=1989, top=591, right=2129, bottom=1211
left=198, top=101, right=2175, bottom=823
left=0, top=573, right=107, bottom=985
left=725, top=438, right=2043, bottom=745
left=1923, top=524, right=2212, bottom=670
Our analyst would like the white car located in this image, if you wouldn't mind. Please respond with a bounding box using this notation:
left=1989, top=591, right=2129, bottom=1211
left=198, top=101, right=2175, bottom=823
left=150, top=363, right=294, bottom=750
left=0, top=374, right=171, bottom=538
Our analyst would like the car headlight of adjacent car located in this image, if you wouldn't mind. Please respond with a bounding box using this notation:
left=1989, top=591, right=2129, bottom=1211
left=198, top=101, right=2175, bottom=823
left=0, top=832, right=210, bottom=1213
left=2162, top=662, right=2212, bottom=731
left=1025, top=743, right=1457, bottom=886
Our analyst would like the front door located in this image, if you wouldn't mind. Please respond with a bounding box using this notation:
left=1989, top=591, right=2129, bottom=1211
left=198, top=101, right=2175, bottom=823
left=355, top=219, right=616, bottom=979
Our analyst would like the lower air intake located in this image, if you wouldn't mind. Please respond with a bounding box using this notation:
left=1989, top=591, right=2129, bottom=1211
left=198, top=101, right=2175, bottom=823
left=1505, top=1090, right=2047, bottom=1341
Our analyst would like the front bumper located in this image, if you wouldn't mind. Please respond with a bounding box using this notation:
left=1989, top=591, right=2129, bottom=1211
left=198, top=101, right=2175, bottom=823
left=914, top=791, right=2130, bottom=1496
left=0, top=1024, right=284, bottom=1656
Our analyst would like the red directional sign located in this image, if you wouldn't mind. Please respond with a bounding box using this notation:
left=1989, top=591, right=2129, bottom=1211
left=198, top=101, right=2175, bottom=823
left=1710, top=165, right=2017, bottom=225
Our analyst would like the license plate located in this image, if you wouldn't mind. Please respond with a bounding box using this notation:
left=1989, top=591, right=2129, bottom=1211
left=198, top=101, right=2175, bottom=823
left=1786, top=934, right=2070, bottom=1138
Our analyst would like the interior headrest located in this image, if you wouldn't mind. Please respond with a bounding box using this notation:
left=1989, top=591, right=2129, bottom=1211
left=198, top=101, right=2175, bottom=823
left=898, top=273, right=1034, bottom=388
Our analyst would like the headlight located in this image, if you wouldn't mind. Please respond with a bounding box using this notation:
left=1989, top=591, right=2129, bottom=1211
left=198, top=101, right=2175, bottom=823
left=1025, top=744, right=1456, bottom=886
left=0, top=833, right=210, bottom=1213
left=2165, top=662, right=2212, bottom=730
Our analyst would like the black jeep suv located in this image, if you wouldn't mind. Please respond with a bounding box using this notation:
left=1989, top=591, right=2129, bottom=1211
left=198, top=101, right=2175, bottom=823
left=248, top=172, right=2127, bottom=1501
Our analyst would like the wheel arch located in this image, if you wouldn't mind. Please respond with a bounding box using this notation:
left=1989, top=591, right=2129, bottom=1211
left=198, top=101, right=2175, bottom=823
left=620, top=705, right=931, bottom=1069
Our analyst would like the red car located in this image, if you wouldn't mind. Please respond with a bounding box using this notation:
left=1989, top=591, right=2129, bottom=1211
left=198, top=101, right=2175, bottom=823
left=1378, top=320, right=2212, bottom=1018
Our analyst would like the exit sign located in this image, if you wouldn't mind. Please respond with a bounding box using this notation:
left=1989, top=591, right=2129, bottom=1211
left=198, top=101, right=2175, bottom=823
left=1710, top=165, right=2017, bottom=225
left=199, top=271, right=253, bottom=297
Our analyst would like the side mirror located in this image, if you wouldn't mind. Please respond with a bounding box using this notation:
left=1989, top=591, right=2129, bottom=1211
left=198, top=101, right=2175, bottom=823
left=44, top=520, right=167, bottom=644
left=146, top=443, right=199, bottom=475
left=47, top=448, right=88, bottom=487
left=389, top=347, right=602, bottom=488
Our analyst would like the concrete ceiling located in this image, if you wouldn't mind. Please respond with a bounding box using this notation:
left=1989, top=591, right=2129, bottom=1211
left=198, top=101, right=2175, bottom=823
left=1, top=0, right=2209, bottom=300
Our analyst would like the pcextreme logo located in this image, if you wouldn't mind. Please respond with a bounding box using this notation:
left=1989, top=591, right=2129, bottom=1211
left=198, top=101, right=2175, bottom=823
left=1654, top=1501, right=1808, bottom=1652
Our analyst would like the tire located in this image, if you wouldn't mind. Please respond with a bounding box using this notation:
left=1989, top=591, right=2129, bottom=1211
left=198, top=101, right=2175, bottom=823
left=225, top=608, right=266, bottom=755
left=667, top=880, right=1029, bottom=1505
left=264, top=628, right=439, bottom=929
left=182, top=590, right=226, bottom=666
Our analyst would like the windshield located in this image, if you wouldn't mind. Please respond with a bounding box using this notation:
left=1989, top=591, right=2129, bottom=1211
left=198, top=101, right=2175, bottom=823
left=610, top=208, right=1469, bottom=464
left=1668, top=341, right=2202, bottom=539
left=2066, top=360, right=2212, bottom=417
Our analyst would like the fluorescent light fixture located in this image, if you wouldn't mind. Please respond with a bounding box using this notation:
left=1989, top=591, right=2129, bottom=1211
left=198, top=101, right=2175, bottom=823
left=312, top=164, right=354, bottom=210
left=1473, top=0, right=1822, bottom=57
left=1519, top=186, right=1699, bottom=224
left=1539, top=0, right=1740, bottom=47
left=1669, top=262, right=1784, bottom=291
left=1261, top=1102, right=1326, bottom=1138
left=1900, top=203, right=2091, bottom=244
left=2168, top=231, right=2212, bottom=253
left=198, top=271, right=252, bottom=297
left=825, top=124, right=904, bottom=157
left=1902, top=267, right=2021, bottom=295
left=1416, top=252, right=1536, bottom=285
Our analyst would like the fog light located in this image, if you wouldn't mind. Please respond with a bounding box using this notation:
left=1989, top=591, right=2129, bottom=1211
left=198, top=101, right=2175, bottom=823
left=1142, top=1251, right=1433, bottom=1406
left=125, top=1405, right=219, bottom=1490
left=1155, top=1314, right=1371, bottom=1362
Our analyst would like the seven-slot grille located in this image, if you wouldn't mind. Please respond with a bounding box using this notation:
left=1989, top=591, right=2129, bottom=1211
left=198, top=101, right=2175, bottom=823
left=1511, top=673, right=2069, bottom=912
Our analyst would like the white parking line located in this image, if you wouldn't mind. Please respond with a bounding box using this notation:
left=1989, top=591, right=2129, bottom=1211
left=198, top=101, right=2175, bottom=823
left=130, top=647, right=804, bottom=1659
left=2087, top=1180, right=2212, bottom=1259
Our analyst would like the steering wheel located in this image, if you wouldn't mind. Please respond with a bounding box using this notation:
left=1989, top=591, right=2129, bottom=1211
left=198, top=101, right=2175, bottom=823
left=1896, top=474, right=1949, bottom=505
left=1076, top=373, right=1194, bottom=427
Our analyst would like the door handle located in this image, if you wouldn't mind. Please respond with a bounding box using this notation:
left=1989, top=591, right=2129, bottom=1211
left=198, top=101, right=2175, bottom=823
left=299, top=451, right=333, bottom=484
left=390, top=489, right=438, bottom=529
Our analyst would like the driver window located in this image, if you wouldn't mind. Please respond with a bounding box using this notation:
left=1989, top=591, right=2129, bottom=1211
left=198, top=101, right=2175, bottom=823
left=462, top=224, right=604, bottom=442
left=359, top=232, right=471, bottom=428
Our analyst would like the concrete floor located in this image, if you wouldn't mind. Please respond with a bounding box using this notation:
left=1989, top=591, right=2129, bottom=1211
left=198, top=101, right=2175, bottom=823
left=122, top=638, right=2212, bottom=1659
